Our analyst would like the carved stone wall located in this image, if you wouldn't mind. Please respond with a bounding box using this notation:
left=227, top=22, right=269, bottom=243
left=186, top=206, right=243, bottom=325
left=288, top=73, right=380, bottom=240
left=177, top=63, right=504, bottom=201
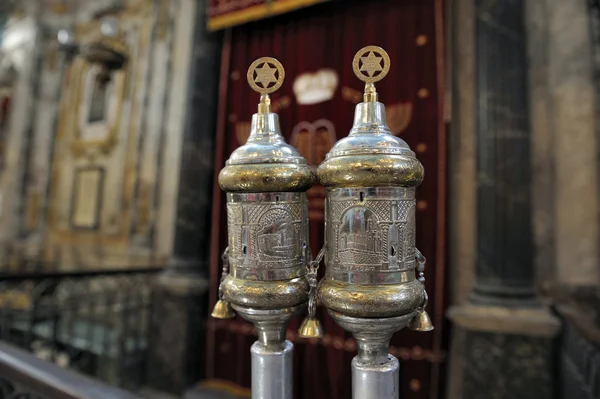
left=0, top=0, right=203, bottom=269
left=0, top=1, right=219, bottom=393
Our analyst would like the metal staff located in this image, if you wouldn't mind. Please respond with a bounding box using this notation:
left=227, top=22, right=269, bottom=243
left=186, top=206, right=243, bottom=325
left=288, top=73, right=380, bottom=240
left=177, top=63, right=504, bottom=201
left=316, top=46, right=434, bottom=399
left=211, top=57, right=320, bottom=399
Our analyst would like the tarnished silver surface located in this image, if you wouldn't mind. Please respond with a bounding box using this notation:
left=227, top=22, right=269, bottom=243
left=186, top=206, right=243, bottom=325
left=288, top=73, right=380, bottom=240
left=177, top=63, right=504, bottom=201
left=329, top=309, right=411, bottom=399
left=328, top=311, right=417, bottom=348
left=227, top=113, right=306, bottom=165
left=325, top=187, right=416, bottom=284
left=214, top=58, right=313, bottom=399
left=231, top=304, right=305, bottom=346
left=352, top=355, right=399, bottom=399
left=325, top=101, right=414, bottom=158
left=316, top=46, right=432, bottom=399
left=233, top=304, right=303, bottom=399
left=227, top=192, right=309, bottom=281
left=251, top=340, right=293, bottom=399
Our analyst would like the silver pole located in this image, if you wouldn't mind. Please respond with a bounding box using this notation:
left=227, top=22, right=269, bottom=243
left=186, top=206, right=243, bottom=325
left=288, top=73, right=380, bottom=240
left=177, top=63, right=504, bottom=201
left=251, top=340, right=293, bottom=399
left=352, top=353, right=399, bottom=399
left=329, top=312, right=412, bottom=399
left=232, top=305, right=299, bottom=399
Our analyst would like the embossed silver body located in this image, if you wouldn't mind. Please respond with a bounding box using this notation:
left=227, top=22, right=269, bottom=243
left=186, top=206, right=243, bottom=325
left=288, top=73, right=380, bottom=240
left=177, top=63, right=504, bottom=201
left=316, top=46, right=431, bottom=399
left=227, top=192, right=309, bottom=282
left=317, top=100, right=425, bottom=320
left=326, top=187, right=416, bottom=285
left=213, top=58, right=315, bottom=399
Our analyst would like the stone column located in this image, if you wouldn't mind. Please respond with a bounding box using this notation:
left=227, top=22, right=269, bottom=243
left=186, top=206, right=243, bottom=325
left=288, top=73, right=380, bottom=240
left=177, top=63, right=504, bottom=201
left=446, top=0, right=560, bottom=397
left=469, top=0, right=537, bottom=305
left=146, top=0, right=221, bottom=394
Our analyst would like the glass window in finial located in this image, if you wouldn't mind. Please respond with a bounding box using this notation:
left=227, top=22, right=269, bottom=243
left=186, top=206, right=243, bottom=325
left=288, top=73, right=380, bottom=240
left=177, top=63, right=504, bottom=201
left=247, top=57, right=285, bottom=95
left=352, top=45, right=391, bottom=83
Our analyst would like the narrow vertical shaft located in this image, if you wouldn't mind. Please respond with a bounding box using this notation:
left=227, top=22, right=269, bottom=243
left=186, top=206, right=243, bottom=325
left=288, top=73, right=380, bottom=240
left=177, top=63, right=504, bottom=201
left=255, top=321, right=287, bottom=348
left=352, top=354, right=399, bottom=399
left=250, top=340, right=293, bottom=399
left=352, top=330, right=398, bottom=399
left=355, top=337, right=391, bottom=364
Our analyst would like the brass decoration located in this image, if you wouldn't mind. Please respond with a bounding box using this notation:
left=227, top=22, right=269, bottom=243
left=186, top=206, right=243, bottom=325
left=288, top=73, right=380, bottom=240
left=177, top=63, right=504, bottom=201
left=218, top=58, right=313, bottom=193
left=352, top=45, right=390, bottom=84
left=211, top=299, right=235, bottom=319
left=212, top=57, right=316, bottom=395
left=247, top=57, right=285, bottom=95
left=298, top=247, right=324, bottom=338
left=409, top=308, right=434, bottom=332
left=212, top=247, right=235, bottom=319
left=213, top=56, right=314, bottom=306
left=298, top=317, right=324, bottom=338
left=316, top=46, right=432, bottom=398
left=409, top=249, right=434, bottom=332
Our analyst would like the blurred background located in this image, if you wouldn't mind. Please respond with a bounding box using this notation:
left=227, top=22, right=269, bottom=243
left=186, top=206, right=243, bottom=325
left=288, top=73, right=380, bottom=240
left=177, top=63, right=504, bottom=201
left=0, top=0, right=597, bottom=398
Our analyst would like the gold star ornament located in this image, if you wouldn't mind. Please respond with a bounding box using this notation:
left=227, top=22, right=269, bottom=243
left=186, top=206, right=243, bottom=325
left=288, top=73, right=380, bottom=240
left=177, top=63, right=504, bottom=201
left=352, top=45, right=390, bottom=83
left=247, top=57, right=285, bottom=94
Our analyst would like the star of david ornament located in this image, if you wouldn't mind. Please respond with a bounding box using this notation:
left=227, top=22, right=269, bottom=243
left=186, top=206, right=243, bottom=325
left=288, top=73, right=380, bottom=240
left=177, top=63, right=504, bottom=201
left=247, top=57, right=285, bottom=94
left=352, top=45, right=391, bottom=83
left=215, top=53, right=317, bottom=398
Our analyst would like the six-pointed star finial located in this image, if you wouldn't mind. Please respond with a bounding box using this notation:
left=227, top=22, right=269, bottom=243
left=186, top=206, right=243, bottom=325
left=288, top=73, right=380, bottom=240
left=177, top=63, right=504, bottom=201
left=246, top=46, right=389, bottom=102
left=353, top=45, right=391, bottom=84
left=247, top=57, right=285, bottom=95
left=360, top=51, right=384, bottom=77
left=254, top=63, right=278, bottom=88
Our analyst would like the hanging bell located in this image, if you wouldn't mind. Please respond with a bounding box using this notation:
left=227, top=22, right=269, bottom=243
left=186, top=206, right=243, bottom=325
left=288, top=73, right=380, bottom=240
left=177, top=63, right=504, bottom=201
left=211, top=299, right=235, bottom=319
left=297, top=246, right=325, bottom=339
left=409, top=309, right=434, bottom=332
left=298, top=317, right=324, bottom=338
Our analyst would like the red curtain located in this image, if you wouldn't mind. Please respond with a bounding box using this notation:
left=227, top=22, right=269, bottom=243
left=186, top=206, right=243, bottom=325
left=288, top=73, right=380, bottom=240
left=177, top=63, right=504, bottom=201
left=207, top=0, right=446, bottom=397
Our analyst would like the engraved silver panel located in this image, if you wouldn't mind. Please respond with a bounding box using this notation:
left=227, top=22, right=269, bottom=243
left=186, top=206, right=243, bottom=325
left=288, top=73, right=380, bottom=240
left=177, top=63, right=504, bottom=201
left=227, top=192, right=309, bottom=281
left=325, top=187, right=416, bottom=284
